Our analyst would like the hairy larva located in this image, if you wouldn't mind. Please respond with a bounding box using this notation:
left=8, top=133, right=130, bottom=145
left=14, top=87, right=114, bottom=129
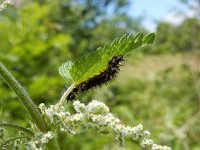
left=67, top=55, right=124, bottom=101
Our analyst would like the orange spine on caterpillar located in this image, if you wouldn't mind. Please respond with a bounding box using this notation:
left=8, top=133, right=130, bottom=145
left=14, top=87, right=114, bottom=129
left=67, top=55, right=125, bottom=101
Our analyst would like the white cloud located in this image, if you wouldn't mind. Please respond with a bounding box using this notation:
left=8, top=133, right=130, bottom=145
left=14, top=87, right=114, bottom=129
left=163, top=2, right=197, bottom=25
left=164, top=11, right=185, bottom=25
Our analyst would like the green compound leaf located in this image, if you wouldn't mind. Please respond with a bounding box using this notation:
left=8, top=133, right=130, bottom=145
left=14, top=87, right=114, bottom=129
left=59, top=32, right=155, bottom=85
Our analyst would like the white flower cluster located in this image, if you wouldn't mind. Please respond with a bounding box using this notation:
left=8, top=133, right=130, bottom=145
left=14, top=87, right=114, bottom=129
left=0, top=0, right=13, bottom=11
left=26, top=131, right=55, bottom=150
left=37, top=100, right=171, bottom=150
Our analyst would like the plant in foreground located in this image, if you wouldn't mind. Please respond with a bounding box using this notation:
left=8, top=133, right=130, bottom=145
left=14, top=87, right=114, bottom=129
left=0, top=32, right=171, bottom=149
left=34, top=100, right=170, bottom=150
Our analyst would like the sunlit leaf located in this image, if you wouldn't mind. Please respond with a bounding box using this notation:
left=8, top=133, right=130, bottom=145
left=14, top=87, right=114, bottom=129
left=60, top=32, right=155, bottom=85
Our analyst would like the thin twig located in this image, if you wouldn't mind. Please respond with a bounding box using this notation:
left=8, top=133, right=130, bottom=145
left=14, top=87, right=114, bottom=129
left=0, top=136, right=31, bottom=148
left=0, top=122, right=34, bottom=136
left=56, top=84, right=75, bottom=110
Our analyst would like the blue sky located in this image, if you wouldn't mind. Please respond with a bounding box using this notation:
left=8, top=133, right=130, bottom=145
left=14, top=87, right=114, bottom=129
left=129, top=0, right=190, bottom=31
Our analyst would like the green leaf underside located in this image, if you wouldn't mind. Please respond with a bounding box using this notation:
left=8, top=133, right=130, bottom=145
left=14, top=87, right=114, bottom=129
left=59, top=61, right=73, bottom=79
left=60, top=32, right=155, bottom=84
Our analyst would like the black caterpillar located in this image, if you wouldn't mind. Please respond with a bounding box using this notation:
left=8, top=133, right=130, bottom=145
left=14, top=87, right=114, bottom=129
left=66, top=55, right=125, bottom=101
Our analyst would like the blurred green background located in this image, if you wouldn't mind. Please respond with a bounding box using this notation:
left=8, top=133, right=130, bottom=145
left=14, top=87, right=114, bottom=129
left=0, top=0, right=199, bottom=149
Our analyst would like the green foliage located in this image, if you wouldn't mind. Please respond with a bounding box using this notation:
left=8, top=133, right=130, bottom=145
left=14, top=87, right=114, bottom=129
left=59, top=32, right=155, bottom=84
left=90, top=53, right=200, bottom=150
left=42, top=0, right=141, bottom=57
left=0, top=0, right=199, bottom=149
left=147, top=18, right=200, bottom=53
left=56, top=53, right=200, bottom=150
left=0, top=0, right=142, bottom=107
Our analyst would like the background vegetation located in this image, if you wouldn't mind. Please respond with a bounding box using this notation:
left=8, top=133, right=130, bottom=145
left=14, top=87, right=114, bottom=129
left=0, top=0, right=199, bottom=149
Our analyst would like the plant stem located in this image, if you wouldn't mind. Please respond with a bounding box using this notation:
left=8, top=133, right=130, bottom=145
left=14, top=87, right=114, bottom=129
left=56, top=84, right=75, bottom=110
left=0, top=62, right=61, bottom=149
left=53, top=134, right=61, bottom=150
left=0, top=122, right=34, bottom=136
left=0, top=62, right=48, bottom=132
left=0, top=136, right=31, bottom=148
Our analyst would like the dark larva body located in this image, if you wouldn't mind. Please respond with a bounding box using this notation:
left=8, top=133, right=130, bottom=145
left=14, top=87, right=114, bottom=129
left=67, top=55, right=124, bottom=101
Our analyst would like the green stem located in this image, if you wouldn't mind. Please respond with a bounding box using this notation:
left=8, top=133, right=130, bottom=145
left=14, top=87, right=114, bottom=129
left=0, top=62, right=48, bottom=132
left=0, top=136, right=31, bottom=148
left=0, top=62, right=61, bottom=149
left=56, top=84, right=75, bottom=110
left=0, top=122, right=34, bottom=136
left=46, top=136, right=61, bottom=150
left=53, top=134, right=61, bottom=150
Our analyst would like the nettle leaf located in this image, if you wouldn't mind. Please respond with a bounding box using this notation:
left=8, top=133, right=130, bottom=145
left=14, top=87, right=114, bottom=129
left=143, top=33, right=156, bottom=44
left=59, top=32, right=155, bottom=85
